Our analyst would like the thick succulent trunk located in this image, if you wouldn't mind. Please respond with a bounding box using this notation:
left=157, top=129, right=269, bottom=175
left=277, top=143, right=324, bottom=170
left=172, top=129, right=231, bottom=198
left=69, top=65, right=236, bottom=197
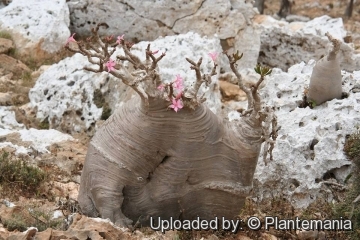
left=68, top=23, right=276, bottom=227
left=78, top=96, right=263, bottom=226
left=308, top=33, right=342, bottom=105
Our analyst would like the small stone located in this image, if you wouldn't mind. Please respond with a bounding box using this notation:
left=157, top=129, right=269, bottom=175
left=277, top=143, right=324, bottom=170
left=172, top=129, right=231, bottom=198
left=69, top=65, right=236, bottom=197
left=0, top=37, right=14, bottom=54
left=0, top=92, right=12, bottom=106
left=219, top=80, right=247, bottom=101
left=297, top=229, right=318, bottom=240
left=0, top=0, right=70, bottom=60
left=0, top=54, right=30, bottom=77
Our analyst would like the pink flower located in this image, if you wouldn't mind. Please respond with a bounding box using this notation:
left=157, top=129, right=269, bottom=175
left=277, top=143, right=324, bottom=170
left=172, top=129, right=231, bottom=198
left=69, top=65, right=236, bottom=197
left=116, top=34, right=124, bottom=44
left=172, top=74, right=183, bottom=91
left=175, top=74, right=183, bottom=83
left=157, top=84, right=165, bottom=91
left=208, top=52, right=218, bottom=62
left=172, top=81, right=183, bottom=91
left=65, top=33, right=77, bottom=46
left=175, top=91, right=183, bottom=99
left=169, top=98, right=183, bottom=112
left=152, top=50, right=159, bottom=55
left=106, top=59, right=116, bottom=72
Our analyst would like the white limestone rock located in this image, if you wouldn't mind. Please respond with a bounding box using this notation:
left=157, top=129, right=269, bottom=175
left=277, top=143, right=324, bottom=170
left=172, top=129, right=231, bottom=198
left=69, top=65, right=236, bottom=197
left=0, top=106, right=74, bottom=155
left=256, top=15, right=360, bottom=72
left=0, top=106, right=24, bottom=134
left=249, top=61, right=360, bottom=209
left=67, top=0, right=260, bottom=69
left=67, top=0, right=174, bottom=41
left=0, top=0, right=70, bottom=60
left=29, top=32, right=223, bottom=133
left=29, top=53, right=118, bottom=134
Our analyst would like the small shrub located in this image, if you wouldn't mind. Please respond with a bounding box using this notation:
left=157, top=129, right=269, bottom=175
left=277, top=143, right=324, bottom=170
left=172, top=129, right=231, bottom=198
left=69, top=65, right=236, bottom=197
left=21, top=70, right=33, bottom=82
left=7, top=47, right=16, bottom=56
left=0, top=151, right=46, bottom=197
left=101, top=103, right=112, bottom=120
left=0, top=31, right=12, bottom=40
left=38, top=117, right=50, bottom=130
left=3, top=207, right=63, bottom=232
left=3, top=214, right=28, bottom=232
left=30, top=208, right=63, bottom=231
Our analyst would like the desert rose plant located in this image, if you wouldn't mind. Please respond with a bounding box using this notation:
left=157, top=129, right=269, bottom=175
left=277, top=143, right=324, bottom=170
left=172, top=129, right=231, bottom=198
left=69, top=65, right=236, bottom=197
left=307, top=32, right=343, bottom=106
left=65, top=23, right=277, bottom=227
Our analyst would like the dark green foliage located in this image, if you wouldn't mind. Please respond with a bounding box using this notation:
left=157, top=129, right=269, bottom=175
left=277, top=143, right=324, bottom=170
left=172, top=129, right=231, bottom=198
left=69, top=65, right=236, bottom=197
left=3, top=209, right=63, bottom=232
left=93, top=89, right=112, bottom=120
left=38, top=117, right=50, bottom=130
left=0, top=31, right=12, bottom=40
left=0, top=151, right=46, bottom=194
left=101, top=102, right=112, bottom=120
left=3, top=214, right=28, bottom=232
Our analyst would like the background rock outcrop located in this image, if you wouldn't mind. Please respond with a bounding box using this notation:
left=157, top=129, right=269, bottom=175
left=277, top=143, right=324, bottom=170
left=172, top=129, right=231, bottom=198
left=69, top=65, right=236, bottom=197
left=67, top=0, right=260, bottom=69
left=0, top=0, right=70, bottom=60
left=256, top=15, right=360, bottom=71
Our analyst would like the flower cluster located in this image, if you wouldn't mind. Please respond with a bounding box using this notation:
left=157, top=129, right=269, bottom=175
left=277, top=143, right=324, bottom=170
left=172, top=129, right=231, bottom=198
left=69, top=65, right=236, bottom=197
left=156, top=52, right=218, bottom=112
left=157, top=74, right=184, bottom=112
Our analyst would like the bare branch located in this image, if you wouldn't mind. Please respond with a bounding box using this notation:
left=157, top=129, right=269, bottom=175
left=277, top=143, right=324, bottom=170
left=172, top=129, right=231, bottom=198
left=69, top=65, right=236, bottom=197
left=121, top=41, right=145, bottom=70
left=147, top=50, right=166, bottom=70
left=225, top=52, right=254, bottom=113
left=261, top=107, right=277, bottom=165
left=325, top=32, right=341, bottom=61
left=83, top=66, right=102, bottom=73
left=322, top=180, right=347, bottom=190
left=65, top=22, right=168, bottom=108
left=185, top=57, right=203, bottom=98
left=253, top=75, right=265, bottom=94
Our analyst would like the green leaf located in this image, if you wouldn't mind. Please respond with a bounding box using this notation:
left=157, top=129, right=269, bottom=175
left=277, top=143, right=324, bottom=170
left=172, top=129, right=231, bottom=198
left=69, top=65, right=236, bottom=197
left=254, top=64, right=261, bottom=74
left=254, top=64, right=272, bottom=77
left=232, top=50, right=243, bottom=61
left=308, top=99, right=317, bottom=108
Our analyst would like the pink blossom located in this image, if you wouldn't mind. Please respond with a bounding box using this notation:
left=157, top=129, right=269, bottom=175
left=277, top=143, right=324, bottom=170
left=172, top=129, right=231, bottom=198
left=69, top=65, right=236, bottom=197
left=157, top=84, right=165, bottom=91
left=172, top=74, right=183, bottom=91
left=169, top=98, right=183, bottom=112
left=116, top=34, right=124, bottom=44
left=65, top=33, right=77, bottom=46
left=208, top=52, right=218, bottom=62
left=172, top=81, right=183, bottom=91
left=152, top=50, right=159, bottom=55
left=106, top=59, right=116, bottom=72
left=175, top=91, right=183, bottom=99
left=175, top=74, right=183, bottom=83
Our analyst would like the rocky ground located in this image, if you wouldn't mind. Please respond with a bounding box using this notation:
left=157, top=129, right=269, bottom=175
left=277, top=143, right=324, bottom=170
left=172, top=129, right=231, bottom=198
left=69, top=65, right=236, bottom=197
left=0, top=0, right=360, bottom=239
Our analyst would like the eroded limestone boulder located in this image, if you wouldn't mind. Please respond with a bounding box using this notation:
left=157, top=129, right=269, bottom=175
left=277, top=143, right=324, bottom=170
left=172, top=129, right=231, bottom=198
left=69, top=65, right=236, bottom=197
left=67, top=0, right=260, bottom=69
left=256, top=15, right=360, bottom=72
left=0, top=0, right=70, bottom=60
